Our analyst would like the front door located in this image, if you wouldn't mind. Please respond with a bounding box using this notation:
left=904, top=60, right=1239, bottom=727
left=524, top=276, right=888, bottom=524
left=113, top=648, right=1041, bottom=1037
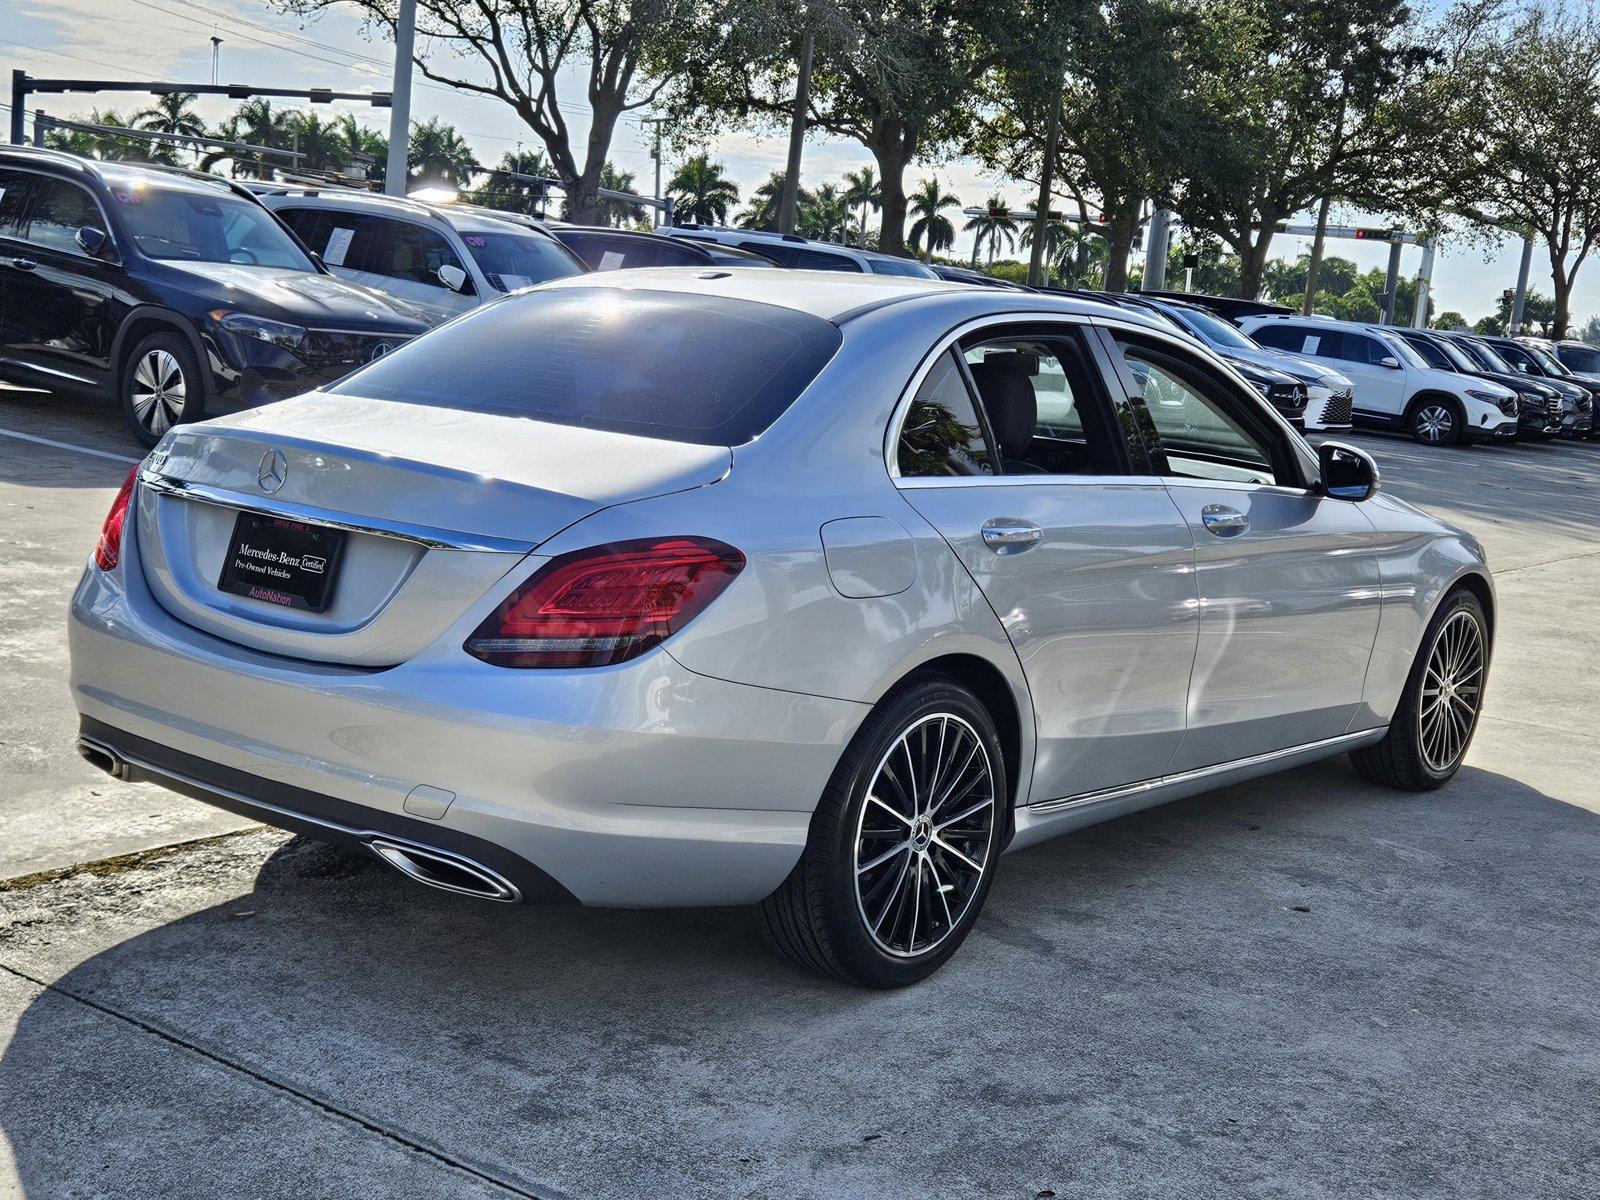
left=1103, top=328, right=1382, bottom=771
left=4, top=173, right=121, bottom=393
left=892, top=323, right=1200, bottom=802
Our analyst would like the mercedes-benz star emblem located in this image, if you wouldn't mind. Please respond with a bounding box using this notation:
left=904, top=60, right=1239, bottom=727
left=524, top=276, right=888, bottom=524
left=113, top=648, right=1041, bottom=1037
left=367, top=340, right=395, bottom=363
left=258, top=449, right=288, bottom=494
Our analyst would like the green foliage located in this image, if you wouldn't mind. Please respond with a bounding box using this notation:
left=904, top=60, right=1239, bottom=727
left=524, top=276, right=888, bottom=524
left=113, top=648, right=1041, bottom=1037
left=963, top=197, right=1019, bottom=267
left=907, top=177, right=960, bottom=260
left=1429, top=311, right=1469, bottom=332
left=800, top=183, right=852, bottom=241
left=841, top=167, right=881, bottom=248
left=667, top=154, right=740, bottom=225
left=408, top=117, right=478, bottom=188
left=1256, top=252, right=1431, bottom=324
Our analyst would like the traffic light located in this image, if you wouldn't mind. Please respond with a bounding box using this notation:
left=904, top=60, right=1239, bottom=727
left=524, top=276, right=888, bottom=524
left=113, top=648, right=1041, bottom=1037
left=1182, top=252, right=1201, bottom=269
left=1501, top=288, right=1516, bottom=304
left=1352, top=228, right=1395, bottom=240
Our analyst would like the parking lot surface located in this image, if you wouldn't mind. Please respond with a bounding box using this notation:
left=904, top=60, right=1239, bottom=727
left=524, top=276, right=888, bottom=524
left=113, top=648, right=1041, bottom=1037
left=1, top=393, right=1596, bottom=1199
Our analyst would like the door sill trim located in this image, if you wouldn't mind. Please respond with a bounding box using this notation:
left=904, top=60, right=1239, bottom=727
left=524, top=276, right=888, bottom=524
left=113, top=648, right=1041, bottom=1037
left=1027, top=729, right=1385, bottom=815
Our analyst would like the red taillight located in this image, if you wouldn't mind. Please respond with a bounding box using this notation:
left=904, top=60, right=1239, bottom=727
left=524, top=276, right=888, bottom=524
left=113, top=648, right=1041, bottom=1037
left=465, top=536, right=745, bottom=668
left=93, top=465, right=140, bottom=572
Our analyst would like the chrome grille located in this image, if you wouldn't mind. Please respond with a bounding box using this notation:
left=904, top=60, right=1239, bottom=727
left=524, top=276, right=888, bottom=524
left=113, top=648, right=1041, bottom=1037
left=1548, top=395, right=1563, bottom=418
left=1322, top=388, right=1353, bottom=425
left=303, top=330, right=416, bottom=371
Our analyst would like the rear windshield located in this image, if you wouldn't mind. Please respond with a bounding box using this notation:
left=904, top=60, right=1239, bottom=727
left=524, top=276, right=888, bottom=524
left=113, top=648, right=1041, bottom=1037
left=329, top=287, right=841, bottom=446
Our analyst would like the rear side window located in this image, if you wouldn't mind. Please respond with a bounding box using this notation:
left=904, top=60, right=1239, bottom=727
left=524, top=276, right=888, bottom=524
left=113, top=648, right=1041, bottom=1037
left=791, top=247, right=861, bottom=272
left=25, top=177, right=102, bottom=253
left=559, top=232, right=704, bottom=271
left=896, top=350, right=994, bottom=476
left=1252, top=323, right=1330, bottom=355
left=0, top=169, right=36, bottom=238
left=329, top=288, right=842, bottom=446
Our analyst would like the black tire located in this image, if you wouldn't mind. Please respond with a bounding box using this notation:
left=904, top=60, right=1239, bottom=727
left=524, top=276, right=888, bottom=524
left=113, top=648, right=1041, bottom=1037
left=1350, top=588, right=1489, bottom=791
left=760, top=676, right=1007, bottom=988
left=121, top=331, right=205, bottom=448
left=1407, top=396, right=1465, bottom=447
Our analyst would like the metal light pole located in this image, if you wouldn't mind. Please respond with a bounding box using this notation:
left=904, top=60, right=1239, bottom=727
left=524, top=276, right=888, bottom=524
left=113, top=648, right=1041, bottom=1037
left=1410, top=235, right=1437, bottom=328
left=644, top=117, right=666, bottom=227
left=210, top=37, right=223, bottom=86
left=777, top=25, right=814, bottom=235
left=1510, top=233, right=1534, bottom=334
left=1381, top=236, right=1404, bottom=325
left=384, top=0, right=416, bottom=196
left=1143, top=208, right=1171, bottom=290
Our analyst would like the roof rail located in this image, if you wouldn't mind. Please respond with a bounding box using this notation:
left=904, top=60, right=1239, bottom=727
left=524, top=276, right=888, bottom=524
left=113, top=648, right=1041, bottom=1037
left=128, top=162, right=267, bottom=206
left=0, top=144, right=103, bottom=178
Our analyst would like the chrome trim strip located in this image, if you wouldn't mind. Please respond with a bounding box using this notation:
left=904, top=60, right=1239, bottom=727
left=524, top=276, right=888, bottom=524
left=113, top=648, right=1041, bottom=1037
left=6, top=359, right=98, bottom=386
left=139, top=470, right=536, bottom=554
left=85, top=736, right=522, bottom=903
left=1027, top=729, right=1382, bottom=814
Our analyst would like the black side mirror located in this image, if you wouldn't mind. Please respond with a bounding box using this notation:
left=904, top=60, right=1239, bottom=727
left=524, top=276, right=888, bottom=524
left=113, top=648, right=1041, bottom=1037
left=1318, top=440, right=1380, bottom=501
left=75, top=226, right=109, bottom=258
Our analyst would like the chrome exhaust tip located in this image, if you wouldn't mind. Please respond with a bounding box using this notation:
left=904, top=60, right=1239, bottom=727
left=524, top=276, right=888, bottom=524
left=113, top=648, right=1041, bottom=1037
left=76, top=737, right=138, bottom=782
left=367, top=838, right=521, bottom=903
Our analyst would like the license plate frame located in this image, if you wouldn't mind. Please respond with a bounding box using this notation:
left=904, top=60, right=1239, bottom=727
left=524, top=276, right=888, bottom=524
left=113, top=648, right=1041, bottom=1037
left=217, top=511, right=347, bottom=613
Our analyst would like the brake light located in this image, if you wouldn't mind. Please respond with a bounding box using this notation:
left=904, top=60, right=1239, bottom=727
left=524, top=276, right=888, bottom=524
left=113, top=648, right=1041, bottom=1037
left=465, top=536, right=744, bottom=668
left=93, top=465, right=140, bottom=572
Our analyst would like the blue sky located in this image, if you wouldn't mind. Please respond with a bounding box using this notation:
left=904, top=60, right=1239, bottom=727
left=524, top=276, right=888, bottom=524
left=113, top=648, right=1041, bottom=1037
left=4, top=0, right=1580, bottom=325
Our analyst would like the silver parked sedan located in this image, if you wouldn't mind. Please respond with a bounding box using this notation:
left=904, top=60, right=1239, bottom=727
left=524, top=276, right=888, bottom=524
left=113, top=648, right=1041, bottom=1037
left=69, top=271, right=1494, bottom=987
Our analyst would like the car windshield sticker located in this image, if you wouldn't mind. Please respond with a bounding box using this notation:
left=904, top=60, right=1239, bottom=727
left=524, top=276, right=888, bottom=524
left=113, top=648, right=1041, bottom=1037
left=324, top=226, right=355, bottom=266
left=464, top=234, right=487, bottom=247
left=497, top=273, right=533, bottom=291
left=599, top=250, right=626, bottom=271
left=1304, top=336, right=1320, bottom=354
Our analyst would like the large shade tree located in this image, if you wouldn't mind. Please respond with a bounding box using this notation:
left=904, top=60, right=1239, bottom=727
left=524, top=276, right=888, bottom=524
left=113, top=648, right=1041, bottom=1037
left=277, top=0, right=745, bottom=222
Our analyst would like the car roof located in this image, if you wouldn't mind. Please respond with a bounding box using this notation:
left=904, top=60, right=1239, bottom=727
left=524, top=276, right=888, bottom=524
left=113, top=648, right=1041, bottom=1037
left=531, top=266, right=1169, bottom=327
left=0, top=148, right=256, bottom=201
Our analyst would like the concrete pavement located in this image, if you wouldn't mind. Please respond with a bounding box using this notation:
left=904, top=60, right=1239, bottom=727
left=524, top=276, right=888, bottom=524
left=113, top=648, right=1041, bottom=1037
left=0, top=394, right=1596, bottom=1198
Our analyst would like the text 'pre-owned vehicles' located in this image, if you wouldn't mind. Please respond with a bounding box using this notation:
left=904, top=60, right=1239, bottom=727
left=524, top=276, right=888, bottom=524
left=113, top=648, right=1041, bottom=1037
left=0, top=148, right=432, bottom=447
left=71, top=272, right=1494, bottom=987
left=1242, top=314, right=1519, bottom=445
left=255, top=187, right=587, bottom=321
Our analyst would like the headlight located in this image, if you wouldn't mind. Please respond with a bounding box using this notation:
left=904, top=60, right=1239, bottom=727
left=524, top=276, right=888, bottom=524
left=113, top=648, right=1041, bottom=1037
left=1464, top=387, right=1512, bottom=410
left=1250, top=379, right=1272, bottom=397
left=211, top=311, right=307, bottom=351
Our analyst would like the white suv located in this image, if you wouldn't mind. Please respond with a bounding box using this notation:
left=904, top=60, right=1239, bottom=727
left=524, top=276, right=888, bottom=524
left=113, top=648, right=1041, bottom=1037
left=1240, top=315, right=1519, bottom=446
left=256, top=188, right=585, bottom=322
left=661, top=225, right=940, bottom=278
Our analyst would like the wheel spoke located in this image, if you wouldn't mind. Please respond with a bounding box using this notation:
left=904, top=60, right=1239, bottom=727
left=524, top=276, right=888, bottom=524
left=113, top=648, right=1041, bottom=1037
left=867, top=795, right=912, bottom=827
left=857, top=841, right=910, bottom=875
left=932, top=836, right=982, bottom=873
left=936, top=797, right=992, bottom=831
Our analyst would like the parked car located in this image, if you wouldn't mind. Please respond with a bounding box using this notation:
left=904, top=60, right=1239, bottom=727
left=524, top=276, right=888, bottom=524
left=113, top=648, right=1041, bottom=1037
left=71, top=272, right=1494, bottom=986
left=1466, top=334, right=1595, bottom=439
left=549, top=224, right=777, bottom=271
left=1241, top=315, right=1518, bottom=445
left=256, top=187, right=586, bottom=321
left=928, top=264, right=1027, bottom=290
left=1393, top=329, right=1565, bottom=440
left=1536, top=337, right=1600, bottom=380
left=662, top=224, right=941, bottom=277
left=1136, top=289, right=1294, bottom=324
left=1119, top=293, right=1354, bottom=430
left=0, top=148, right=430, bottom=446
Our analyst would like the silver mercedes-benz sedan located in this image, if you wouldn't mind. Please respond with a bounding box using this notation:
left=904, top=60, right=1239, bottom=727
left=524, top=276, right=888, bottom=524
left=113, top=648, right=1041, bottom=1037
left=69, top=271, right=1494, bottom=987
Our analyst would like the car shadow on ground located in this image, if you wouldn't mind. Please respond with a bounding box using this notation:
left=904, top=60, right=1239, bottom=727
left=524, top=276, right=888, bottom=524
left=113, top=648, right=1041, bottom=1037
left=3, top=758, right=1597, bottom=1199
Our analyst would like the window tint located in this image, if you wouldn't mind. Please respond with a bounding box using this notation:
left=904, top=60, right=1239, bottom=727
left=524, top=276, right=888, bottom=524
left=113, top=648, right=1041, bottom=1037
left=560, top=232, right=702, bottom=272
left=1332, top=333, right=1389, bottom=365
left=1558, top=343, right=1600, bottom=374
left=0, top=169, right=36, bottom=238
left=790, top=246, right=861, bottom=272
left=1115, top=339, right=1279, bottom=485
left=274, top=206, right=328, bottom=249
left=374, top=220, right=465, bottom=288
left=329, top=288, right=841, bottom=446
left=305, top=211, right=384, bottom=272
left=868, top=257, right=933, bottom=278
left=1252, top=324, right=1325, bottom=355
left=896, top=350, right=994, bottom=477
left=460, top=229, right=582, bottom=289
left=1403, top=335, right=1452, bottom=369
left=1492, top=341, right=1540, bottom=373
left=961, top=334, right=1121, bottom=476
left=25, top=177, right=101, bottom=253
left=738, top=240, right=789, bottom=266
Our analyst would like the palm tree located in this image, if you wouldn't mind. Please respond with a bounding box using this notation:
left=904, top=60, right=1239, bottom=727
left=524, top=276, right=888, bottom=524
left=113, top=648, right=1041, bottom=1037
left=1019, top=220, right=1106, bottom=287
left=963, top=195, right=1019, bottom=268
left=44, top=109, right=140, bottom=161
left=907, top=177, right=960, bottom=262
left=225, top=99, right=294, bottom=179
left=472, top=148, right=553, bottom=214
left=335, top=113, right=387, bottom=185
left=666, top=154, right=739, bottom=226
left=737, top=171, right=809, bottom=231
left=408, top=117, right=478, bottom=188
left=594, top=162, right=646, bottom=226
left=841, top=167, right=881, bottom=248
left=799, top=183, right=851, bottom=242
left=127, top=92, right=203, bottom=164
left=286, top=112, right=346, bottom=173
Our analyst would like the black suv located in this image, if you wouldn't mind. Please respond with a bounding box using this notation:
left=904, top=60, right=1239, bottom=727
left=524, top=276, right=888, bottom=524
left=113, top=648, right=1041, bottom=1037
left=1395, top=329, right=1564, bottom=439
left=0, top=148, right=430, bottom=446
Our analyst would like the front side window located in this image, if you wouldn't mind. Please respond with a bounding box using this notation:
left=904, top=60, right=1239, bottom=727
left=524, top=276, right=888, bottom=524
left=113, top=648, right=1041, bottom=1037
left=374, top=220, right=467, bottom=290
left=791, top=247, right=862, bottom=272
left=1558, top=343, right=1600, bottom=374
left=24, top=177, right=102, bottom=254
left=896, top=350, right=994, bottom=477
left=868, top=257, right=935, bottom=279
left=1252, top=323, right=1330, bottom=356
left=112, top=187, right=313, bottom=268
left=330, top=287, right=841, bottom=446
left=1492, top=341, right=1541, bottom=374
left=1403, top=335, right=1452, bottom=370
left=1115, top=338, right=1281, bottom=485
left=1178, top=305, right=1257, bottom=351
left=1335, top=333, right=1392, bottom=366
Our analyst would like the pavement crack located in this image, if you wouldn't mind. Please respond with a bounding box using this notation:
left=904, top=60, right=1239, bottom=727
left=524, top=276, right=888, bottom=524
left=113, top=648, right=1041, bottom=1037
left=0, top=960, right=557, bottom=1200
left=1493, top=547, right=1600, bottom=576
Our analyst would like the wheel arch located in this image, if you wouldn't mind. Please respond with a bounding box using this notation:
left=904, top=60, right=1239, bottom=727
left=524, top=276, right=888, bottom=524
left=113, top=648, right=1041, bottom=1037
left=1445, top=567, right=1495, bottom=645
left=1404, top=388, right=1466, bottom=420
left=111, top=309, right=212, bottom=405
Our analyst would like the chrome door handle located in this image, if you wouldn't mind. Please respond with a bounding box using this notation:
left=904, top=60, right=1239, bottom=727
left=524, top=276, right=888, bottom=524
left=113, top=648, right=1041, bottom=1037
left=9, top=258, right=37, bottom=271
left=1201, top=504, right=1248, bottom=536
left=980, top=518, right=1044, bottom=554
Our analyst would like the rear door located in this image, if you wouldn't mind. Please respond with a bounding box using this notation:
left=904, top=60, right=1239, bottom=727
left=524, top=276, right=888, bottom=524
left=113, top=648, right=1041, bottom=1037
left=4, top=172, right=121, bottom=393
left=0, top=168, right=38, bottom=384
left=891, top=320, right=1200, bottom=802
left=1330, top=330, right=1410, bottom=422
left=1102, top=327, right=1381, bottom=770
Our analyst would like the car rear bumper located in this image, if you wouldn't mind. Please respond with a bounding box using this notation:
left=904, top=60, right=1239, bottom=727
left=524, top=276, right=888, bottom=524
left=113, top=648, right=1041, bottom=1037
left=68, top=547, right=866, bottom=907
